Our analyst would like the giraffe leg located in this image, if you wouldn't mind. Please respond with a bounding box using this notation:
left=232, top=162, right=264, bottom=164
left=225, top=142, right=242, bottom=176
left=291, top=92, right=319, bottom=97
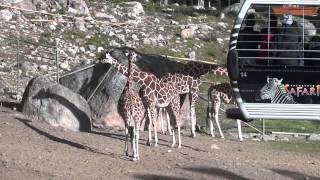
left=177, top=125, right=181, bottom=149
left=209, top=112, right=215, bottom=138
left=171, top=128, right=176, bottom=147
left=165, top=110, right=172, bottom=135
left=237, top=119, right=243, bottom=142
left=124, top=126, right=129, bottom=156
left=214, top=114, right=224, bottom=138
left=136, top=124, right=140, bottom=161
left=147, top=108, right=152, bottom=146
left=214, top=104, right=224, bottom=138
left=190, top=105, right=196, bottom=138
left=214, top=102, right=224, bottom=139
left=159, top=108, right=165, bottom=134
left=190, top=90, right=199, bottom=138
left=151, top=108, right=158, bottom=147
left=132, top=125, right=137, bottom=161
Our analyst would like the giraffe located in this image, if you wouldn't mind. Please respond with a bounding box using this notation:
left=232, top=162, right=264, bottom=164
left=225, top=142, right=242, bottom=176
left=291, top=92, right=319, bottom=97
left=102, top=52, right=183, bottom=148
left=118, top=51, right=145, bottom=161
left=160, top=62, right=228, bottom=137
left=207, top=82, right=243, bottom=141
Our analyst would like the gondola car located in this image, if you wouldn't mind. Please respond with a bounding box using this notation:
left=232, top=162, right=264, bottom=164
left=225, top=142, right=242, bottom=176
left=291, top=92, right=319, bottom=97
left=227, top=0, right=320, bottom=121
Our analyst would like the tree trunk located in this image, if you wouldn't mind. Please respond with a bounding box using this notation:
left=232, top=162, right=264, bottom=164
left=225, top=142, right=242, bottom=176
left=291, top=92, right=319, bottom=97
left=198, top=0, right=204, bottom=8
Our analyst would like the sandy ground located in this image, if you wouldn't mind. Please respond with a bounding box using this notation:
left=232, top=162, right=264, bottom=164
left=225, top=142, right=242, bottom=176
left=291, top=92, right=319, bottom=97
left=0, top=107, right=319, bottom=180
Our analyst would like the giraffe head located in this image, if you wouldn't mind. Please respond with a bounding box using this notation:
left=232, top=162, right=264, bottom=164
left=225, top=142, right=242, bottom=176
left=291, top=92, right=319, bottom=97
left=102, top=53, right=115, bottom=64
left=128, top=51, right=138, bottom=63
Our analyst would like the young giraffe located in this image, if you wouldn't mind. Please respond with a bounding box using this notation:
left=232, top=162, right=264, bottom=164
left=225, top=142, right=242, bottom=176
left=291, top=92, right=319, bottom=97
left=102, top=52, right=183, bottom=148
left=207, top=82, right=243, bottom=141
left=118, top=51, right=145, bottom=161
left=160, top=62, right=228, bottom=137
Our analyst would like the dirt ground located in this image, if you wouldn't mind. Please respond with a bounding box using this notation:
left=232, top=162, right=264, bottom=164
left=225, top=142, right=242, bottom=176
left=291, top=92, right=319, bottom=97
left=0, top=107, right=319, bottom=180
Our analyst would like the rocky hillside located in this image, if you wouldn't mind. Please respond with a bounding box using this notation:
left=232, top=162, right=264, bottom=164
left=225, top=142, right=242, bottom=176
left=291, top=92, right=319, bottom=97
left=0, top=0, right=237, bottom=104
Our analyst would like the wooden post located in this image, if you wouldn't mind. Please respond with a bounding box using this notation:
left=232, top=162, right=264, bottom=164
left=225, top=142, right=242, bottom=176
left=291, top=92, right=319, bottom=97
left=55, top=38, right=59, bottom=83
left=16, top=14, right=20, bottom=80
left=262, top=119, right=265, bottom=135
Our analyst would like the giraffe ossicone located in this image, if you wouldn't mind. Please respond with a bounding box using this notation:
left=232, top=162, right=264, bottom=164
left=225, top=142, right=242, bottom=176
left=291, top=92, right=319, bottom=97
left=104, top=53, right=114, bottom=64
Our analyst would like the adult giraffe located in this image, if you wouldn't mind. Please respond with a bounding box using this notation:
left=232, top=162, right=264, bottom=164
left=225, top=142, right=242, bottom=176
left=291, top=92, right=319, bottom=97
left=160, top=62, right=228, bottom=137
left=102, top=52, right=183, bottom=148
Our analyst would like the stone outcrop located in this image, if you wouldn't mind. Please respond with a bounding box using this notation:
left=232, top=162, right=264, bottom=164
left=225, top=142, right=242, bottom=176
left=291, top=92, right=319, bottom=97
left=59, top=47, right=191, bottom=129
left=20, top=76, right=92, bottom=132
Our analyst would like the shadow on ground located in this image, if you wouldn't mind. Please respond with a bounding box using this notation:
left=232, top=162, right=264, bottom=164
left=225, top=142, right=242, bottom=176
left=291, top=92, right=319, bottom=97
left=183, top=166, right=250, bottom=180
left=271, top=168, right=320, bottom=180
left=0, top=101, right=19, bottom=111
left=15, top=117, right=113, bottom=157
left=133, top=173, right=190, bottom=180
left=133, top=166, right=250, bottom=180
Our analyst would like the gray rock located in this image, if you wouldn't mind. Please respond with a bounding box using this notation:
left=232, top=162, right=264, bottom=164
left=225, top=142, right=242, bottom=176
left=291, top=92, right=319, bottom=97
left=119, top=1, right=145, bottom=19
left=74, top=18, right=86, bottom=31
left=307, top=134, right=320, bottom=141
left=39, top=65, right=48, bottom=72
left=143, top=38, right=151, bottom=45
left=20, top=61, right=33, bottom=73
left=0, top=9, right=13, bottom=21
left=88, top=44, right=96, bottom=51
left=262, top=135, right=276, bottom=141
left=188, top=51, right=196, bottom=60
left=94, top=12, right=117, bottom=22
left=109, top=40, right=120, bottom=47
left=0, top=82, right=5, bottom=94
left=67, top=0, right=90, bottom=16
left=59, top=47, right=187, bottom=128
left=97, top=47, right=104, bottom=53
left=59, top=62, right=70, bottom=71
left=20, top=76, right=91, bottom=132
left=3, top=0, right=24, bottom=4
left=14, top=0, right=36, bottom=11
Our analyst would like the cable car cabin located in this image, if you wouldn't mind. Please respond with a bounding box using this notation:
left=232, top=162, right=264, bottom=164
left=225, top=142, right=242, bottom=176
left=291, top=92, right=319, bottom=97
left=227, top=0, right=320, bottom=121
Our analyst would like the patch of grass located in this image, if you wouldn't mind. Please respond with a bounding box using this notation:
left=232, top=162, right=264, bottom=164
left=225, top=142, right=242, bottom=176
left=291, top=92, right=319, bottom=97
left=144, top=3, right=163, bottom=16
left=86, top=34, right=110, bottom=48
left=63, top=30, right=86, bottom=42
left=91, top=0, right=134, bottom=4
left=137, top=45, right=184, bottom=57
left=269, top=140, right=320, bottom=155
left=264, top=120, right=320, bottom=134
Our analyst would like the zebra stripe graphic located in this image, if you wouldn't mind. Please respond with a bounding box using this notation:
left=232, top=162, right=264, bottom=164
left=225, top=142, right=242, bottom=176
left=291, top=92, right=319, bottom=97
left=256, top=78, right=297, bottom=104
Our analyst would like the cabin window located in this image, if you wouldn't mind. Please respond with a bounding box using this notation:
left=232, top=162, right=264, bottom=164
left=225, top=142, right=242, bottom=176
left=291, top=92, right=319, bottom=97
left=236, top=4, right=320, bottom=67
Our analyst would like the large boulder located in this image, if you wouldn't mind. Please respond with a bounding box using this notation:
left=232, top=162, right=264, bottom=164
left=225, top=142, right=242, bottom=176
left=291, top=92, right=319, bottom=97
left=20, top=76, right=92, bottom=132
left=0, top=9, right=13, bottom=21
left=59, top=47, right=191, bottom=130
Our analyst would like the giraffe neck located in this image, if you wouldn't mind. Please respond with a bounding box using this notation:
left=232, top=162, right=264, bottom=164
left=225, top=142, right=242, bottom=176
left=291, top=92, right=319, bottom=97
left=127, top=56, right=133, bottom=91
left=209, top=83, right=233, bottom=103
left=180, top=62, right=228, bottom=78
left=108, top=58, right=149, bottom=88
left=219, top=91, right=232, bottom=104
left=213, top=83, right=231, bottom=93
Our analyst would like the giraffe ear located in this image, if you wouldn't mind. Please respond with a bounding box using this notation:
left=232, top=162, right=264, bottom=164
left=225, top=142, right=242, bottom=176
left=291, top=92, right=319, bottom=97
left=279, top=78, right=283, bottom=83
left=267, top=77, right=271, bottom=83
